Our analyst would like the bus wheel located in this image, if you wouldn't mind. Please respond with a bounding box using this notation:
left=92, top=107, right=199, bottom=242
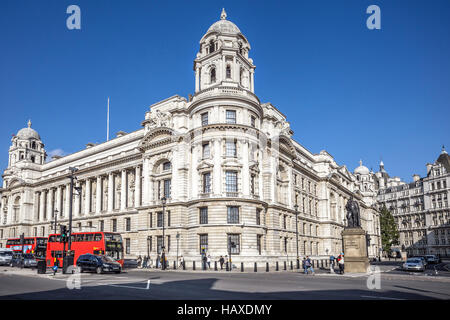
left=96, top=267, right=103, bottom=274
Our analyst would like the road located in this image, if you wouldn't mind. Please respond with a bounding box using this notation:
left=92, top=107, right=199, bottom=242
left=1, top=265, right=450, bottom=300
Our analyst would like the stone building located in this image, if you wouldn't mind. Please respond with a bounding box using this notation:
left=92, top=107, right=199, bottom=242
left=376, top=147, right=450, bottom=257
left=0, top=10, right=381, bottom=264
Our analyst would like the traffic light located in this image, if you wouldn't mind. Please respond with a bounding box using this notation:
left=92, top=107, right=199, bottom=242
left=60, top=225, right=68, bottom=243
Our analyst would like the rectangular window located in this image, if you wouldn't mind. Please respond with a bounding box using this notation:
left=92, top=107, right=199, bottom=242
left=149, top=213, right=153, bottom=228
left=157, top=212, right=163, bottom=228
left=99, top=220, right=104, bottom=232
left=125, top=238, right=130, bottom=255
left=202, top=143, right=210, bottom=159
left=167, top=235, right=170, bottom=252
left=164, top=179, right=171, bottom=199
left=256, top=208, right=261, bottom=225
left=226, top=171, right=238, bottom=193
left=226, top=110, right=236, bottom=124
left=227, top=206, right=239, bottom=224
left=226, top=141, right=237, bottom=157
left=257, top=235, right=262, bottom=255
left=200, top=234, right=208, bottom=254
left=227, top=234, right=240, bottom=254
left=112, top=219, right=117, bottom=232
left=203, top=172, right=211, bottom=193
left=125, top=218, right=131, bottom=231
left=167, top=211, right=171, bottom=227
left=147, top=236, right=152, bottom=253
left=200, top=207, right=208, bottom=224
left=201, top=113, right=208, bottom=126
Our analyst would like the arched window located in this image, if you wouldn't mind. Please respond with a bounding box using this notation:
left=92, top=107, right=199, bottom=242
left=31, top=141, right=36, bottom=149
left=210, top=68, right=216, bottom=83
left=226, top=65, right=231, bottom=79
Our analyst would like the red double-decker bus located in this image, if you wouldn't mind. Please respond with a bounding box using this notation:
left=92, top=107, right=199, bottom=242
left=6, top=237, right=48, bottom=258
left=46, top=232, right=124, bottom=267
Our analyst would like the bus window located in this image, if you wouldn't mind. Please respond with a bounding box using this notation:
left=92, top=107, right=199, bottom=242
left=94, top=234, right=102, bottom=242
left=75, top=234, right=84, bottom=242
left=85, top=234, right=94, bottom=242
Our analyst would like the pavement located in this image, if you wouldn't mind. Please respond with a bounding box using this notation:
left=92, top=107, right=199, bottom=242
left=1, top=264, right=450, bottom=300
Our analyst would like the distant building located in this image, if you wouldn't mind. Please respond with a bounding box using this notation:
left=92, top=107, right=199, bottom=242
left=376, top=147, right=450, bottom=257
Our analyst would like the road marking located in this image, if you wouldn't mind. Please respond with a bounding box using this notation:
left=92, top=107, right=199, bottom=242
left=107, top=281, right=150, bottom=291
left=360, top=295, right=405, bottom=300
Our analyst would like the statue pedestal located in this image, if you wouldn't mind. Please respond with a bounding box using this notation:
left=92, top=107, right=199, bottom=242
left=342, top=227, right=370, bottom=273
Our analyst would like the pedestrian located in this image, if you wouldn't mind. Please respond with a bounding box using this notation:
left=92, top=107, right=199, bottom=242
left=137, top=255, right=142, bottom=268
left=156, top=254, right=160, bottom=269
left=329, top=254, right=335, bottom=273
left=148, top=256, right=153, bottom=268
left=207, top=254, right=211, bottom=269
left=302, top=257, right=307, bottom=274
left=305, top=256, right=315, bottom=275
left=179, top=256, right=184, bottom=269
left=142, top=255, right=148, bottom=269
left=219, top=256, right=224, bottom=270
left=338, top=253, right=345, bottom=274
left=225, top=255, right=229, bottom=270
left=202, top=254, right=207, bottom=270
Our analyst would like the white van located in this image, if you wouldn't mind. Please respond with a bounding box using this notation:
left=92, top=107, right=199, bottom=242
left=0, top=248, right=14, bottom=266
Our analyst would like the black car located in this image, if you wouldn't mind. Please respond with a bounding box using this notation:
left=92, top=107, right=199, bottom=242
left=76, top=254, right=122, bottom=274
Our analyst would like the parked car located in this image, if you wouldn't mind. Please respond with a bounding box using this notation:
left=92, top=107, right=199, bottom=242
left=412, top=256, right=427, bottom=267
left=76, top=254, right=121, bottom=274
left=123, top=259, right=139, bottom=269
left=424, top=255, right=441, bottom=264
left=9, top=253, right=37, bottom=268
left=0, top=249, right=13, bottom=266
left=403, top=258, right=425, bottom=272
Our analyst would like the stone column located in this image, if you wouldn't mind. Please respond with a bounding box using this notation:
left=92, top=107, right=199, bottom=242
left=65, top=183, right=71, bottom=218
left=85, top=179, right=91, bottom=214
left=241, top=139, right=250, bottom=196
left=213, top=138, right=222, bottom=196
left=48, top=188, right=54, bottom=220
left=121, top=170, right=127, bottom=210
left=56, top=186, right=62, bottom=217
left=191, top=142, right=199, bottom=198
left=33, top=192, right=39, bottom=222
left=143, top=158, right=150, bottom=205
left=39, top=190, right=45, bottom=221
left=135, top=166, right=141, bottom=207
left=195, top=67, right=200, bottom=92
left=108, top=172, right=114, bottom=212
left=74, top=184, right=80, bottom=217
left=96, top=176, right=102, bottom=213
left=250, top=69, right=255, bottom=92
left=287, top=165, right=293, bottom=208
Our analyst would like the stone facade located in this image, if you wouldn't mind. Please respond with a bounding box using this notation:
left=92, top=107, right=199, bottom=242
left=0, top=10, right=381, bottom=264
left=376, top=147, right=450, bottom=257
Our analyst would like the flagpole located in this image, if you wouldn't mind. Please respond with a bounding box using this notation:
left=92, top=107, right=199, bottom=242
left=107, top=97, right=110, bottom=141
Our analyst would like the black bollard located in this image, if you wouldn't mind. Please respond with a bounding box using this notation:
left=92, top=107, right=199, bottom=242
left=276, top=261, right=279, bottom=271
left=193, top=261, right=196, bottom=270
left=226, top=262, right=229, bottom=271
left=266, top=262, right=269, bottom=272
left=284, top=261, right=287, bottom=270
left=173, top=261, right=176, bottom=269
left=290, top=261, right=293, bottom=270
left=254, top=262, right=257, bottom=272
left=241, top=262, right=244, bottom=272
left=296, top=259, right=300, bottom=270
left=214, top=261, right=217, bottom=271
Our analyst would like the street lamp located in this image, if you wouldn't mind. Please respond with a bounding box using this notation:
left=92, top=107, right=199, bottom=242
left=161, top=196, right=167, bottom=270
left=294, top=204, right=299, bottom=269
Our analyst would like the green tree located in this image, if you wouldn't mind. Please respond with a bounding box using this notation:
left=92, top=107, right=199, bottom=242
left=380, top=205, right=399, bottom=253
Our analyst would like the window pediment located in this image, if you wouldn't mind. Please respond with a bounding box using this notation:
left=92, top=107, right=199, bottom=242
left=138, top=128, right=175, bottom=151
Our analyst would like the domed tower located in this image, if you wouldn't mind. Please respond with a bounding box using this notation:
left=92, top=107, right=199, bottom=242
left=194, top=9, right=256, bottom=93
left=8, top=120, right=46, bottom=167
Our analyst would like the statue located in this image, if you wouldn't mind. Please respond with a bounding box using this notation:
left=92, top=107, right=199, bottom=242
left=345, top=197, right=361, bottom=228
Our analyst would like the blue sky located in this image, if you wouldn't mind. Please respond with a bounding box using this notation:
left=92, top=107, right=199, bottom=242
left=0, top=0, right=449, bottom=183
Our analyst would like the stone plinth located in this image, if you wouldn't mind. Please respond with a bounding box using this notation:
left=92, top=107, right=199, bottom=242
left=342, top=227, right=370, bottom=273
